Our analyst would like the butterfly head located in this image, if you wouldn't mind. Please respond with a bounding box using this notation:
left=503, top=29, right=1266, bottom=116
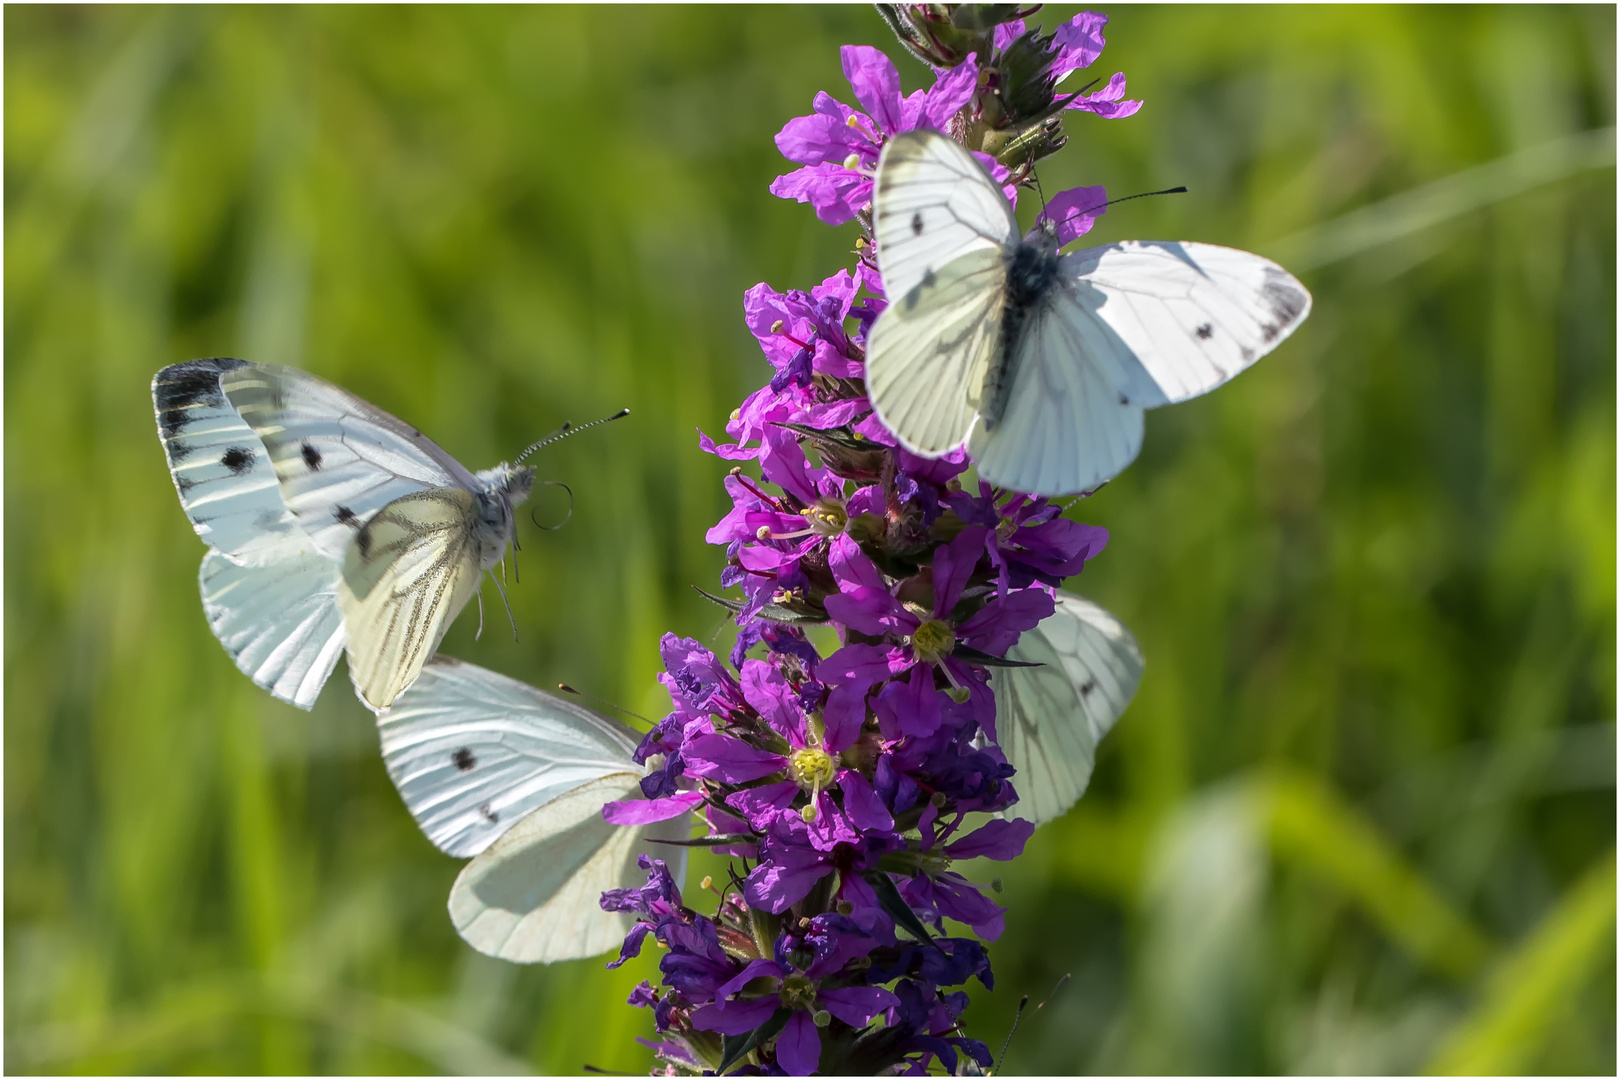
left=1022, top=215, right=1061, bottom=257
left=477, top=462, right=535, bottom=508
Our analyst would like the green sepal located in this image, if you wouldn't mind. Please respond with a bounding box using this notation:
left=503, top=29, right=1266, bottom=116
left=952, top=643, right=1045, bottom=668
left=862, top=869, right=939, bottom=948
left=646, top=833, right=757, bottom=848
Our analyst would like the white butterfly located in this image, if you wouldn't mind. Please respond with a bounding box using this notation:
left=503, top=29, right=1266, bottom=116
left=377, top=655, right=691, bottom=963
left=153, top=358, right=538, bottom=711
left=990, top=591, right=1144, bottom=824
left=865, top=129, right=1313, bottom=496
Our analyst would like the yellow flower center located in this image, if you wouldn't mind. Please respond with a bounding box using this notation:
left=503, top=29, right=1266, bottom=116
left=790, top=747, right=836, bottom=792
left=780, top=974, right=817, bottom=1011
left=910, top=619, right=956, bottom=663
left=801, top=498, right=848, bottom=537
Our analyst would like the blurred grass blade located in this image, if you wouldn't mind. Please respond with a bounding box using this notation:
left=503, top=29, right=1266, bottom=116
left=1262, top=770, right=1493, bottom=980
left=1425, top=848, right=1617, bottom=1076
left=1267, top=127, right=1616, bottom=271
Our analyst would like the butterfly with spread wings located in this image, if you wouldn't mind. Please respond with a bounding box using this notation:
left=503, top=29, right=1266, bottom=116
left=153, top=358, right=541, bottom=711
left=865, top=129, right=1312, bottom=496
left=377, top=656, right=691, bottom=963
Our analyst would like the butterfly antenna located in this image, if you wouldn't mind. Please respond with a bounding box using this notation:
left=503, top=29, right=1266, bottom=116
left=557, top=683, right=655, bottom=727
left=489, top=569, right=519, bottom=642
left=1072, top=186, right=1190, bottom=220
left=994, top=995, right=1031, bottom=1075
left=514, top=408, right=630, bottom=464
left=529, top=480, right=575, bottom=531
left=1036, top=973, right=1071, bottom=1012
left=474, top=586, right=485, bottom=642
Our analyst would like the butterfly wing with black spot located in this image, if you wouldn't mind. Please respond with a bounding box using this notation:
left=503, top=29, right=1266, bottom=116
left=218, top=362, right=481, bottom=561
left=376, top=656, right=646, bottom=857
left=865, top=130, right=1018, bottom=455
left=990, top=591, right=1143, bottom=824
left=153, top=358, right=309, bottom=565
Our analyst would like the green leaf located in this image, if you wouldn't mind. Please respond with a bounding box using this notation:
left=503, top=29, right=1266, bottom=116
left=862, top=869, right=938, bottom=948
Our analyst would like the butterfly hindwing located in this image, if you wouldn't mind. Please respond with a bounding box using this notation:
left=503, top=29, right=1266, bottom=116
left=219, top=362, right=479, bottom=561
left=969, top=285, right=1147, bottom=495
left=152, top=358, right=310, bottom=565
left=992, top=591, right=1143, bottom=824
left=339, top=488, right=485, bottom=711
left=199, top=548, right=347, bottom=710
left=448, top=772, right=692, bottom=964
left=377, top=656, right=645, bottom=858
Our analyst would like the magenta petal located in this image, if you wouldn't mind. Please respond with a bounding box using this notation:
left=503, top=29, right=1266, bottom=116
left=775, top=1009, right=821, bottom=1076
left=1040, top=184, right=1108, bottom=247
left=740, top=660, right=806, bottom=741
left=726, top=780, right=803, bottom=831
left=818, top=986, right=901, bottom=1026
left=959, top=588, right=1056, bottom=655
left=690, top=996, right=781, bottom=1035
left=602, top=791, right=703, bottom=825
left=744, top=845, right=831, bottom=913
left=825, top=586, right=911, bottom=637
left=872, top=664, right=944, bottom=740
left=944, top=818, right=1034, bottom=861
left=932, top=525, right=989, bottom=616
left=840, top=45, right=903, bottom=135
left=715, top=957, right=786, bottom=1002
left=924, top=54, right=978, bottom=130
left=1052, top=11, right=1108, bottom=76
left=829, top=534, right=888, bottom=592
left=775, top=112, right=862, bottom=165
left=683, top=733, right=787, bottom=783
left=839, top=771, right=894, bottom=831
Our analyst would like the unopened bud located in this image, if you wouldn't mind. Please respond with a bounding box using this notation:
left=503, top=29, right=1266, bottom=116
left=991, top=878, right=1004, bottom=893
left=813, top=1009, right=832, bottom=1028
left=930, top=791, right=947, bottom=808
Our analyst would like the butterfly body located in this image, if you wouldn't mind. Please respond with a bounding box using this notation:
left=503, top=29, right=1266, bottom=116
left=984, top=223, right=1064, bottom=429
left=470, top=464, right=533, bottom=569
left=867, top=130, right=1311, bottom=496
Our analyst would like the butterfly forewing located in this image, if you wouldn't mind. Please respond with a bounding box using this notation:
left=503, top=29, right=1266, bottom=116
left=340, top=488, right=484, bottom=711
left=873, top=131, right=1018, bottom=304
left=992, top=592, right=1143, bottom=824
left=1066, top=240, right=1312, bottom=406
left=199, top=549, right=347, bottom=710
left=219, top=363, right=477, bottom=561
left=152, top=359, right=311, bottom=565
left=378, top=657, right=644, bottom=857
left=449, top=772, right=692, bottom=964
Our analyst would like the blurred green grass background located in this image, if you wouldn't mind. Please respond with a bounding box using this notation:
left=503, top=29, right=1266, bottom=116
left=5, top=4, right=1614, bottom=1074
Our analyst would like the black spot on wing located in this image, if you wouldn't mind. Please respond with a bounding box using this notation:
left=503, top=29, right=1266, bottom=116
left=1195, top=323, right=1214, bottom=340
left=154, top=358, right=249, bottom=438
left=452, top=747, right=476, bottom=772
left=1080, top=677, right=1097, bottom=698
left=478, top=802, right=498, bottom=824
left=1118, top=394, right=1129, bottom=406
left=300, top=441, right=323, bottom=471
left=911, top=211, right=924, bottom=236
left=174, top=474, right=197, bottom=496
left=1261, top=322, right=1280, bottom=343
left=335, top=505, right=360, bottom=527
left=220, top=446, right=256, bottom=475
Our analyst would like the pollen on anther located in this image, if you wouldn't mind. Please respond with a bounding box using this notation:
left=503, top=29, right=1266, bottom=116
left=845, top=115, right=860, bottom=128
left=756, top=526, right=772, bottom=539
left=770, top=319, right=785, bottom=334
left=842, top=152, right=860, bottom=170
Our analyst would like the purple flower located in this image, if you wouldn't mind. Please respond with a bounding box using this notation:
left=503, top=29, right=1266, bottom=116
left=994, top=11, right=1143, bottom=120
left=771, top=46, right=980, bottom=224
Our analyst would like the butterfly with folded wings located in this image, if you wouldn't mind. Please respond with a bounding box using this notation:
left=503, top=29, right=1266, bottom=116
left=865, top=129, right=1312, bottom=496
left=152, top=358, right=543, bottom=711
